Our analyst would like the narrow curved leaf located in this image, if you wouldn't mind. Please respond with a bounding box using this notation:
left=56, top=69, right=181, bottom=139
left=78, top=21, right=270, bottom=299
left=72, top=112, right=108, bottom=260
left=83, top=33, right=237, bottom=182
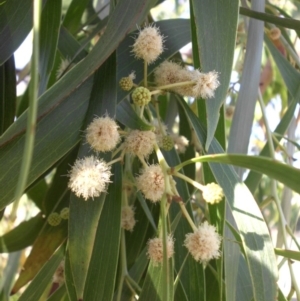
left=191, top=0, right=239, bottom=149
left=180, top=154, right=300, bottom=194
left=18, top=245, right=65, bottom=301
left=0, top=0, right=32, bottom=64
left=240, top=7, right=300, bottom=31
left=39, top=0, right=62, bottom=94
left=265, top=36, right=300, bottom=98
left=228, top=1, right=265, bottom=178
left=0, top=55, right=16, bottom=135
left=11, top=223, right=67, bottom=294
left=83, top=163, right=122, bottom=301
left=68, top=53, right=117, bottom=300
left=0, top=214, right=44, bottom=253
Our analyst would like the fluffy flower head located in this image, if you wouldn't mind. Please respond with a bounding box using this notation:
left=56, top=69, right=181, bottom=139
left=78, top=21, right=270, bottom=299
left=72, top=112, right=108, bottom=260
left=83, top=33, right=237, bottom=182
left=86, top=116, right=120, bottom=152
left=124, top=130, right=156, bottom=158
left=171, top=134, right=189, bottom=154
left=132, top=25, right=164, bottom=63
left=154, top=61, right=219, bottom=98
left=136, top=165, right=165, bottom=202
left=195, top=71, right=220, bottom=99
left=121, top=205, right=136, bottom=231
left=202, top=183, right=224, bottom=204
left=184, top=221, right=221, bottom=264
left=147, top=235, right=174, bottom=265
left=68, top=156, right=111, bottom=200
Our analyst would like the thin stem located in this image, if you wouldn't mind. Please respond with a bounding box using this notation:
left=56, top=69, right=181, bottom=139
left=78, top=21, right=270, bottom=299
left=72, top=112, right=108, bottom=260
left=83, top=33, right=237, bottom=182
left=173, top=171, right=205, bottom=192
left=107, top=157, right=122, bottom=166
left=178, top=201, right=197, bottom=231
left=151, top=80, right=195, bottom=91
left=174, top=252, right=189, bottom=289
left=144, top=60, right=148, bottom=87
left=14, top=0, right=42, bottom=203
left=125, top=275, right=142, bottom=293
left=116, top=229, right=128, bottom=301
left=160, top=193, right=169, bottom=301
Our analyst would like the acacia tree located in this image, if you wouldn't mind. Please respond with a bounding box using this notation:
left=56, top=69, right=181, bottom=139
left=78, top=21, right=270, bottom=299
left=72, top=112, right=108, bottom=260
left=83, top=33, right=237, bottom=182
left=0, top=0, right=300, bottom=301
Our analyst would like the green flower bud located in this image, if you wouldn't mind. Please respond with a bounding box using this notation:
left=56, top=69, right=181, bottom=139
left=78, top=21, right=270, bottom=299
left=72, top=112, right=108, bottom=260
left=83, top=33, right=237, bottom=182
left=119, top=77, right=134, bottom=91
left=132, top=87, right=151, bottom=106
left=48, top=212, right=62, bottom=226
left=161, top=135, right=174, bottom=151
left=60, top=207, right=70, bottom=220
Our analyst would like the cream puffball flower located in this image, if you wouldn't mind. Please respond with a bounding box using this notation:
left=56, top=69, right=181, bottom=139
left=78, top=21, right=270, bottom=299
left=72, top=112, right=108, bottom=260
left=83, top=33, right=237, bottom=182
left=154, top=61, right=220, bottom=99
left=121, top=206, right=136, bottom=231
left=147, top=235, right=174, bottom=265
left=86, top=116, right=120, bottom=152
left=124, top=130, right=156, bottom=158
left=171, top=134, right=189, bottom=154
left=195, top=71, right=220, bottom=99
left=68, top=156, right=111, bottom=200
left=202, top=183, right=224, bottom=204
left=136, top=165, right=165, bottom=202
left=132, top=25, right=164, bottom=64
left=184, top=221, right=221, bottom=264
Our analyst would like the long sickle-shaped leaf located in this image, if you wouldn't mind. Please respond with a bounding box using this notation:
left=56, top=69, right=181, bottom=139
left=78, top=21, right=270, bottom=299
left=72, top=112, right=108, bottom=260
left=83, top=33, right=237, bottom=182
left=228, top=1, right=265, bottom=178
left=191, top=0, right=239, bottom=150
left=177, top=154, right=300, bottom=194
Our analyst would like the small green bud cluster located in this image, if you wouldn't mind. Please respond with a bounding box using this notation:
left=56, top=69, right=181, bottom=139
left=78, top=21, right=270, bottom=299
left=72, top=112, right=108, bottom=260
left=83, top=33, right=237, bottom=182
left=131, top=87, right=151, bottom=106
left=119, top=77, right=134, bottom=91
left=47, top=207, right=70, bottom=226
left=161, top=135, right=174, bottom=151
left=47, top=212, right=62, bottom=226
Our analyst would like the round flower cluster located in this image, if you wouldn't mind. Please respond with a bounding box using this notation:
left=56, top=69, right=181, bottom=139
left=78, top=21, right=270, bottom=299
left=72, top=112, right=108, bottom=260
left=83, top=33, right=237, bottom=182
left=184, top=221, right=221, bottom=264
left=119, top=72, right=136, bottom=91
left=202, top=183, right=224, bottom=204
left=147, top=235, right=174, bottom=265
left=132, top=25, right=164, bottom=64
left=132, top=87, right=151, bottom=106
left=154, top=61, right=220, bottom=99
left=68, top=156, right=111, bottom=200
left=136, top=165, right=165, bottom=202
left=124, top=130, right=156, bottom=158
left=47, top=212, right=61, bottom=226
left=86, top=116, right=120, bottom=152
left=121, top=205, right=136, bottom=231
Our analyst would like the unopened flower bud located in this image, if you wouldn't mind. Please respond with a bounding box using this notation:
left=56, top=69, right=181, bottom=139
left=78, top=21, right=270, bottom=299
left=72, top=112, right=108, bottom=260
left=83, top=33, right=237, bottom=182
left=161, top=135, right=174, bottom=151
left=48, top=212, right=62, bottom=226
left=60, top=207, right=69, bottom=220
left=132, top=87, right=151, bottom=106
